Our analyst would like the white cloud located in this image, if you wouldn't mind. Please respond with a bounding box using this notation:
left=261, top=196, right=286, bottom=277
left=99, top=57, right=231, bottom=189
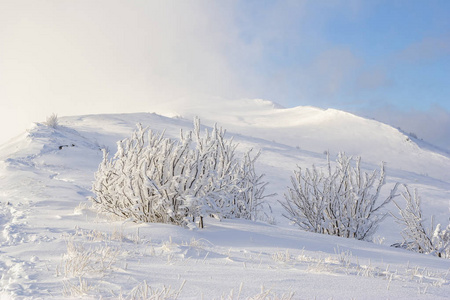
left=2, top=0, right=245, bottom=104
left=0, top=0, right=245, bottom=143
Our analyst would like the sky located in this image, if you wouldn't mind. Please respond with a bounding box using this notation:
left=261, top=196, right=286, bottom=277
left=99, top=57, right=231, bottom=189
left=0, top=0, right=449, bottom=150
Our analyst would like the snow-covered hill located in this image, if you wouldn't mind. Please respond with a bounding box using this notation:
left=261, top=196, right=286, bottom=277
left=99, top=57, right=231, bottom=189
left=155, top=98, right=450, bottom=181
left=0, top=101, right=449, bottom=299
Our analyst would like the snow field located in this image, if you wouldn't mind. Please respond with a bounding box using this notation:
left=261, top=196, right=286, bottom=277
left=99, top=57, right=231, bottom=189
left=0, top=103, right=449, bottom=299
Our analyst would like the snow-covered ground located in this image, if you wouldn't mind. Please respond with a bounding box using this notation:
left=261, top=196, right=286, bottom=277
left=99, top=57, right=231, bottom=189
left=0, top=100, right=449, bottom=299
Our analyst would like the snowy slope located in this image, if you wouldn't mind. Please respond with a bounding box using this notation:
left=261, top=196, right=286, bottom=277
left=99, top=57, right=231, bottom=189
left=0, top=102, right=449, bottom=299
left=155, top=98, right=450, bottom=182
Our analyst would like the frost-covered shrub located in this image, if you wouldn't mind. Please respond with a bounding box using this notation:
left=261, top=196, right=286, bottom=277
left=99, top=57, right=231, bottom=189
left=392, top=185, right=449, bottom=259
left=280, top=153, right=399, bottom=240
left=91, top=118, right=268, bottom=227
left=44, top=113, right=59, bottom=128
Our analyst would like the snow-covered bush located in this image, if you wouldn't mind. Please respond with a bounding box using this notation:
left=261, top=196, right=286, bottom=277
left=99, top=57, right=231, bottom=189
left=91, top=118, right=268, bottom=228
left=392, top=185, right=449, bottom=258
left=44, top=113, right=59, bottom=128
left=280, top=153, right=399, bottom=240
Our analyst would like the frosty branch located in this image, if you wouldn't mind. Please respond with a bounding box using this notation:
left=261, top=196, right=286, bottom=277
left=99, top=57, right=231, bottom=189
left=391, top=185, right=449, bottom=259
